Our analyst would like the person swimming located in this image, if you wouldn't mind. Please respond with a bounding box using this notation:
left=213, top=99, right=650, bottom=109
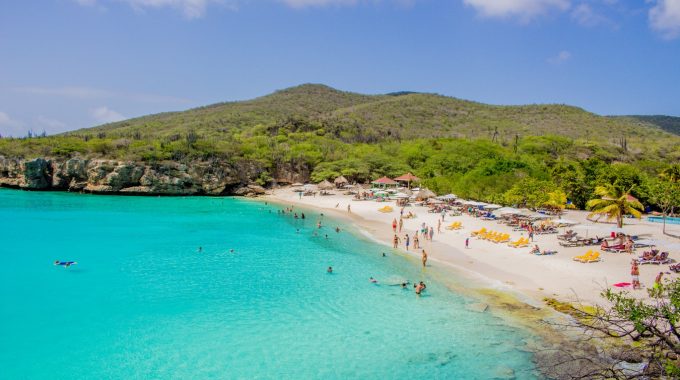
left=54, top=260, right=77, bottom=267
left=197, top=246, right=203, bottom=253
left=335, top=227, right=340, bottom=233
left=327, top=266, right=333, bottom=273
left=382, top=252, right=386, bottom=257
left=415, top=281, right=427, bottom=295
left=369, top=277, right=378, bottom=283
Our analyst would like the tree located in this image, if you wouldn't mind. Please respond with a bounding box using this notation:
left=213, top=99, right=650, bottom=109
left=661, top=164, right=680, bottom=184
left=503, top=178, right=556, bottom=209
left=586, top=184, right=643, bottom=228
left=543, top=189, right=567, bottom=212
left=649, top=178, right=680, bottom=235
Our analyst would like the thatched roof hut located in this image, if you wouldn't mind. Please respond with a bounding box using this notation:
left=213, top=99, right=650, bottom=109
left=334, top=176, right=349, bottom=186
left=318, top=180, right=334, bottom=190
left=415, top=188, right=436, bottom=200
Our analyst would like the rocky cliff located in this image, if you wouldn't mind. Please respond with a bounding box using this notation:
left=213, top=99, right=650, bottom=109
left=0, top=156, right=283, bottom=196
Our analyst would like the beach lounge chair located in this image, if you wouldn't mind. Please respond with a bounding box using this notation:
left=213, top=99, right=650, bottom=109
left=573, top=250, right=593, bottom=262
left=510, top=237, right=530, bottom=248
left=378, top=206, right=394, bottom=213
left=495, top=234, right=510, bottom=243
left=650, top=251, right=671, bottom=265
left=445, top=222, right=462, bottom=230
left=582, top=252, right=601, bottom=263
left=471, top=227, right=487, bottom=237
left=453, top=223, right=463, bottom=230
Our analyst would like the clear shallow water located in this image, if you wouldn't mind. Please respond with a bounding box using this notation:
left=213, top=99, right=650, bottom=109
left=0, top=189, right=540, bottom=379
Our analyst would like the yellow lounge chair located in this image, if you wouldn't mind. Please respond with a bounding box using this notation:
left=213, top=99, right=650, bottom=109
left=471, top=227, right=487, bottom=237
left=445, top=222, right=461, bottom=230
left=378, top=206, right=393, bottom=213
left=573, top=250, right=593, bottom=262
left=581, top=252, right=601, bottom=263
left=453, top=224, right=463, bottom=230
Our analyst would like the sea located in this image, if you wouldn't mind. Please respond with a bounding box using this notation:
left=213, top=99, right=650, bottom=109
left=0, top=188, right=541, bottom=379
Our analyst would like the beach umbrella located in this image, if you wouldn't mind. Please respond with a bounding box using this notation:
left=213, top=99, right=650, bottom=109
left=371, top=176, right=398, bottom=186
left=317, top=180, right=334, bottom=190
left=394, top=172, right=421, bottom=188
left=496, top=207, right=522, bottom=215
left=334, top=175, right=349, bottom=186
left=416, top=188, right=436, bottom=200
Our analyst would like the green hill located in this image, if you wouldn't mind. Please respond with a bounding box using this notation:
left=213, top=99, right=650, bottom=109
left=1, top=84, right=679, bottom=208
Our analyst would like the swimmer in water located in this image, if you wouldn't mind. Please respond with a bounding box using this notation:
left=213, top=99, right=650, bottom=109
left=327, top=266, right=333, bottom=273
left=229, top=249, right=235, bottom=253
left=415, top=281, right=427, bottom=295
left=369, top=277, right=378, bottom=283
left=325, top=234, right=328, bottom=239
left=296, top=229, right=300, bottom=233
left=54, top=260, right=77, bottom=267
left=382, top=252, right=386, bottom=257
left=335, top=227, right=340, bottom=233
left=198, top=246, right=203, bottom=253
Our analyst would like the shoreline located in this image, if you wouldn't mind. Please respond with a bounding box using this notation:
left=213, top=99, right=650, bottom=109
left=263, top=188, right=679, bottom=309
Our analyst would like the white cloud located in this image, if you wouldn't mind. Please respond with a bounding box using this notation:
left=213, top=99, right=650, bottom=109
left=15, top=86, right=111, bottom=99
left=649, top=0, right=680, bottom=39
left=463, top=0, right=570, bottom=21
left=571, top=3, right=615, bottom=27
left=547, top=50, right=571, bottom=64
left=13, top=86, right=191, bottom=104
left=279, top=0, right=359, bottom=8
left=74, top=0, right=228, bottom=18
left=0, top=111, right=25, bottom=137
left=91, top=106, right=126, bottom=124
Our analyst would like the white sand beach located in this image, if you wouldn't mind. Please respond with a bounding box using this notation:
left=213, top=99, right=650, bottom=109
left=267, top=188, right=680, bottom=306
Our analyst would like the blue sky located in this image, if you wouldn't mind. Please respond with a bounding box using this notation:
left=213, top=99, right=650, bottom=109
left=1, top=0, right=679, bottom=136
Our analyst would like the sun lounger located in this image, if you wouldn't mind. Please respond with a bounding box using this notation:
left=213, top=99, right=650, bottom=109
left=378, top=206, right=394, bottom=213
left=560, top=239, right=583, bottom=247
left=471, top=227, right=487, bottom=237
left=573, top=251, right=600, bottom=263
left=650, top=251, right=670, bottom=265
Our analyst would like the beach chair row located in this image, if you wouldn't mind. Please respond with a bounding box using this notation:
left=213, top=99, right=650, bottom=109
left=476, top=231, right=510, bottom=243
left=507, top=237, right=530, bottom=248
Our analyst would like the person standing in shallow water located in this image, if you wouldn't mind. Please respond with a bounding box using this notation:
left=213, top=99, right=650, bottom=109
left=393, top=234, right=401, bottom=248
left=404, top=234, right=410, bottom=251
left=421, top=250, right=428, bottom=267
left=413, top=234, right=419, bottom=250
left=398, top=218, right=403, bottom=232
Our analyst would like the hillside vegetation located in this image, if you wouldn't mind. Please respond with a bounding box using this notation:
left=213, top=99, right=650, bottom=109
left=1, top=84, right=679, bottom=208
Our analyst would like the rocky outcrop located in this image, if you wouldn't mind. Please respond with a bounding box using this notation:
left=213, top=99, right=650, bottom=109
left=0, top=156, right=280, bottom=196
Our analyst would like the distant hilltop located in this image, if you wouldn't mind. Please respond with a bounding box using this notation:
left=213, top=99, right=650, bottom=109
left=0, top=84, right=678, bottom=203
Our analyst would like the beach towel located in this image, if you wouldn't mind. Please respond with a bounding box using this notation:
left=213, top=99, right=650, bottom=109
left=612, top=282, right=632, bottom=288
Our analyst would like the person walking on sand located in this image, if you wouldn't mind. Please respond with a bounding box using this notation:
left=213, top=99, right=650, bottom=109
left=654, top=272, right=664, bottom=290
left=429, top=226, right=434, bottom=241
left=465, top=237, right=469, bottom=249
left=631, top=260, right=640, bottom=290
left=393, top=234, right=401, bottom=248
left=414, top=234, right=420, bottom=250
left=422, top=250, right=428, bottom=267
left=392, top=218, right=398, bottom=233
left=437, top=219, right=441, bottom=234
left=398, top=218, right=403, bottom=232
left=347, top=204, right=351, bottom=213
left=404, top=234, right=410, bottom=251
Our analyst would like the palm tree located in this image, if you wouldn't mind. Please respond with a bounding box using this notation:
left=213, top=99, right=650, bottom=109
left=586, top=185, right=643, bottom=228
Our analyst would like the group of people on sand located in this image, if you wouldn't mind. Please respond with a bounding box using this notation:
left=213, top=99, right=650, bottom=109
left=630, top=259, right=666, bottom=291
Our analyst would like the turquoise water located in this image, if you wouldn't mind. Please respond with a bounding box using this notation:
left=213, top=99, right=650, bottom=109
left=648, top=216, right=680, bottom=225
left=0, top=189, right=540, bottom=379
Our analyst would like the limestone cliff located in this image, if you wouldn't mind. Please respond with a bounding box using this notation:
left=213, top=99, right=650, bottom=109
left=0, top=156, right=276, bottom=196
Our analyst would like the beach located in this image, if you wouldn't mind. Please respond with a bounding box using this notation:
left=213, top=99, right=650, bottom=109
left=267, top=187, right=679, bottom=307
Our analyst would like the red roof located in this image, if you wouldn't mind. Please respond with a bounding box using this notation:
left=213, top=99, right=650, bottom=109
left=394, top=172, right=420, bottom=182
left=372, top=176, right=398, bottom=185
